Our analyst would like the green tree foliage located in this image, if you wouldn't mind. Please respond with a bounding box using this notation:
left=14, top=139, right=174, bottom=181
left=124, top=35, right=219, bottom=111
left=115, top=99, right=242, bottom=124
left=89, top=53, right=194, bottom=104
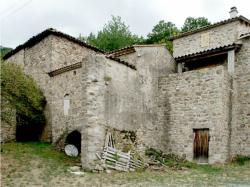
left=1, top=61, right=46, bottom=125
left=83, top=16, right=144, bottom=52
left=181, top=17, right=211, bottom=33
left=0, top=46, right=12, bottom=59
left=146, top=20, right=179, bottom=53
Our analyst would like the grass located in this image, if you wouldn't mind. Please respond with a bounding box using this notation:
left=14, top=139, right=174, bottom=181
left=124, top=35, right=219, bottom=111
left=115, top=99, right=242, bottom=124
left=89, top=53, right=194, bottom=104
left=1, top=142, right=250, bottom=187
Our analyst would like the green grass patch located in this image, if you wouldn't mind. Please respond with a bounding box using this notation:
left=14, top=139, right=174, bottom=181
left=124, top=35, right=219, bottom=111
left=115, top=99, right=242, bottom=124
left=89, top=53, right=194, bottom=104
left=2, top=142, right=80, bottom=166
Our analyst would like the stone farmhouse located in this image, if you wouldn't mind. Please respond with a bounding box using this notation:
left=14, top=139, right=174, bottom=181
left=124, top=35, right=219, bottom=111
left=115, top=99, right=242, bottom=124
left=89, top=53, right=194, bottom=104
left=2, top=7, right=250, bottom=169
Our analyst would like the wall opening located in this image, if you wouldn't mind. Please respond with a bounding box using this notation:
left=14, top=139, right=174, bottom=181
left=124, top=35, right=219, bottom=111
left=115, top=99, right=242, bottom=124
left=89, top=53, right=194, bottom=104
left=65, top=130, right=81, bottom=153
left=16, top=115, right=45, bottom=142
left=193, top=128, right=209, bottom=163
left=64, top=94, right=70, bottom=115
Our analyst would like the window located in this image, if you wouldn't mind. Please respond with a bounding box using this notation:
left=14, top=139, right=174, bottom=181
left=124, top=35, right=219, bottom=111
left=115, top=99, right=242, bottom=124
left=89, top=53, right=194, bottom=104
left=64, top=94, right=70, bottom=115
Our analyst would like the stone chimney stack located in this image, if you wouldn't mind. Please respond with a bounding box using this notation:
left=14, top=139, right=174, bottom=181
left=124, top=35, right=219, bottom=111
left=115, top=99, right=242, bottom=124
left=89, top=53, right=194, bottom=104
left=229, top=7, right=238, bottom=18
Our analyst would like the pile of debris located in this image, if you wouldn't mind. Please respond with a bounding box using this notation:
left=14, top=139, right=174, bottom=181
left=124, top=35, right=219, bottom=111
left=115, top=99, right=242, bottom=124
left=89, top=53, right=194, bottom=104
left=96, top=129, right=145, bottom=172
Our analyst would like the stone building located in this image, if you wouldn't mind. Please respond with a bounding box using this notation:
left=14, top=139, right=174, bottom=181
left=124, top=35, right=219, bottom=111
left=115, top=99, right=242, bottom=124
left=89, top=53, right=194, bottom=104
left=2, top=7, right=250, bottom=168
left=158, top=7, right=250, bottom=163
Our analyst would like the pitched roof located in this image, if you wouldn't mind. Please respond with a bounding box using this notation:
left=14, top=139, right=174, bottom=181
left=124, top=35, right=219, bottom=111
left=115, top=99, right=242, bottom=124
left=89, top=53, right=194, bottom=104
left=175, top=43, right=242, bottom=62
left=3, top=28, right=104, bottom=60
left=170, top=16, right=250, bottom=41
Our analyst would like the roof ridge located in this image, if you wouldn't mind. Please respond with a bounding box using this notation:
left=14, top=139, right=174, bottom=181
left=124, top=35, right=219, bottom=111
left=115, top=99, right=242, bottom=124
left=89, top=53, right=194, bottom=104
left=3, top=28, right=104, bottom=60
left=171, top=15, right=250, bottom=40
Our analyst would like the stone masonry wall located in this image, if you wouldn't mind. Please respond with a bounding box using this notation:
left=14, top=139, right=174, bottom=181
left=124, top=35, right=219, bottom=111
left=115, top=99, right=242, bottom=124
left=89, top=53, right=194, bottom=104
left=158, top=66, right=230, bottom=163
left=173, top=21, right=240, bottom=58
left=231, top=37, right=250, bottom=156
left=81, top=54, right=139, bottom=169
left=117, top=45, right=176, bottom=151
left=6, top=36, right=53, bottom=141
left=49, top=35, right=98, bottom=143
left=0, top=99, right=16, bottom=143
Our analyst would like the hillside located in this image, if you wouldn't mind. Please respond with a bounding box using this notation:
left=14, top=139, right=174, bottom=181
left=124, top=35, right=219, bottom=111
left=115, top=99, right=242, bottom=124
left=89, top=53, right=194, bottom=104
left=0, top=46, right=12, bottom=59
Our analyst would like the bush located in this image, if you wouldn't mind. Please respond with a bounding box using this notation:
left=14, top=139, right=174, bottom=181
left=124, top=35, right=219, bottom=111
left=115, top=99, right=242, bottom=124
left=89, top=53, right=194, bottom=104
left=233, top=155, right=250, bottom=166
left=1, top=61, right=46, bottom=126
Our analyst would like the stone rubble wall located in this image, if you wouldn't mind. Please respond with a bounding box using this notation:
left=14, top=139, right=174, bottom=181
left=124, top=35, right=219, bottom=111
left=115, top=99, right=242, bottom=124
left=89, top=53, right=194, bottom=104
left=231, top=37, right=250, bottom=156
left=49, top=36, right=98, bottom=144
left=0, top=99, right=16, bottom=143
left=173, top=21, right=239, bottom=58
left=81, top=54, right=139, bottom=169
left=117, top=46, right=176, bottom=152
left=6, top=36, right=53, bottom=141
left=157, top=66, right=231, bottom=163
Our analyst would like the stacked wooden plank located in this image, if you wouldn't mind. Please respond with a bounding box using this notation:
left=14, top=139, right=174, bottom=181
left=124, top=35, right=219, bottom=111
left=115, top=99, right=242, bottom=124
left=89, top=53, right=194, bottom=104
left=98, top=130, right=144, bottom=171
left=100, top=146, right=144, bottom=172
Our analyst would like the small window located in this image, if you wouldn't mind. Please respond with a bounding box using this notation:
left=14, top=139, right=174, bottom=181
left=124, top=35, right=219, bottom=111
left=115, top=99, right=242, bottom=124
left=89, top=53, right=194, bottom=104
left=64, top=94, right=70, bottom=115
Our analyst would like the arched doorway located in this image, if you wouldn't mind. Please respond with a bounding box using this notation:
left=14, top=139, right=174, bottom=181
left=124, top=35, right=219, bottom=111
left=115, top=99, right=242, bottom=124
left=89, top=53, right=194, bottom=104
left=65, top=130, right=81, bottom=154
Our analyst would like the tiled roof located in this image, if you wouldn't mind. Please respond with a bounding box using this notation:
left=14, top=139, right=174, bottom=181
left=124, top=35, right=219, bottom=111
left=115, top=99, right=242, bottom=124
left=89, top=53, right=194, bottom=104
left=3, top=28, right=104, bottom=60
left=175, top=43, right=242, bottom=62
left=170, top=16, right=250, bottom=40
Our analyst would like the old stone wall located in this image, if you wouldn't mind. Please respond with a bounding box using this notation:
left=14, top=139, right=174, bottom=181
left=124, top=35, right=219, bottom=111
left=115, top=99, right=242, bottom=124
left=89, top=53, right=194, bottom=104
left=116, top=45, right=176, bottom=151
left=157, top=66, right=231, bottom=163
left=81, top=54, right=139, bottom=169
left=231, top=37, right=250, bottom=156
left=6, top=36, right=53, bottom=141
left=0, top=99, right=16, bottom=143
left=49, top=35, right=98, bottom=144
left=173, top=21, right=240, bottom=58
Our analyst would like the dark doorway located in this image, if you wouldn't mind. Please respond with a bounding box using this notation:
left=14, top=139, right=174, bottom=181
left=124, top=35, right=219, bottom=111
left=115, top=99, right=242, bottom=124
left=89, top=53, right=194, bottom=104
left=193, top=129, right=209, bottom=163
left=65, top=130, right=81, bottom=153
left=16, top=115, right=45, bottom=141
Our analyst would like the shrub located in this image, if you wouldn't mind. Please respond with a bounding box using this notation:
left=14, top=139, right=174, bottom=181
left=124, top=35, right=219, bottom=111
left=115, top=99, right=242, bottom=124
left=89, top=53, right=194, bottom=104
left=233, top=155, right=250, bottom=166
left=1, top=61, right=46, bottom=126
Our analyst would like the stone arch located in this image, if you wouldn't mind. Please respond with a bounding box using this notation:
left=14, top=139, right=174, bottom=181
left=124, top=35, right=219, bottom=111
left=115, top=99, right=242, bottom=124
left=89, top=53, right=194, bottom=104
left=65, top=130, right=81, bottom=153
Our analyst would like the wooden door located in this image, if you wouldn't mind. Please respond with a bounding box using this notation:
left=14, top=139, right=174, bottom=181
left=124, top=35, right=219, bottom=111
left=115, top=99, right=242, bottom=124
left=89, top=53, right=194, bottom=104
left=193, top=129, right=209, bottom=163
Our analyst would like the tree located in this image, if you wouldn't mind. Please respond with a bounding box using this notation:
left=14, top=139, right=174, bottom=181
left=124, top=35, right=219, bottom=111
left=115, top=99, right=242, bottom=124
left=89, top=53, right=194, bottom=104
left=1, top=61, right=46, bottom=126
left=146, top=20, right=179, bottom=53
left=83, top=16, right=144, bottom=52
left=0, top=46, right=12, bottom=59
left=181, top=17, right=211, bottom=33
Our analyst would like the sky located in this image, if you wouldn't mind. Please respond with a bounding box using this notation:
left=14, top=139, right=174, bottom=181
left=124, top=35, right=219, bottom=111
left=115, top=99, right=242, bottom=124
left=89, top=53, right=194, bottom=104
left=0, top=0, right=250, bottom=48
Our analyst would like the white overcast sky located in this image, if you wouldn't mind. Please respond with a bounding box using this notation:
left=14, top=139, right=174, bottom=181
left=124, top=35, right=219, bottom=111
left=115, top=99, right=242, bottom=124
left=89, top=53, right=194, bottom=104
left=0, top=0, right=250, bottom=48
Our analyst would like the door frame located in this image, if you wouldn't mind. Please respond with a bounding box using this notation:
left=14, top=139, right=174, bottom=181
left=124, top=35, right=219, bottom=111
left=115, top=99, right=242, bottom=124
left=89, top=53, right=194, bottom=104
left=193, top=128, right=209, bottom=163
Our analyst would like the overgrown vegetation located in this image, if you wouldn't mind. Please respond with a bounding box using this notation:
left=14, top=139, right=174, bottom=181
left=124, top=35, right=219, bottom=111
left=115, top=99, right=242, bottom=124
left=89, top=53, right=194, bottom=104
left=145, top=148, right=192, bottom=169
left=232, top=155, right=250, bottom=166
left=0, top=46, right=12, bottom=59
left=1, top=61, right=46, bottom=133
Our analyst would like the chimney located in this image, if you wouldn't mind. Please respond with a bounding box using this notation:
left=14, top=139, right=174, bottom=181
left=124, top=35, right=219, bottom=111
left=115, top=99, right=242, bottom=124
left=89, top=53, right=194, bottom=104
left=229, top=7, right=238, bottom=18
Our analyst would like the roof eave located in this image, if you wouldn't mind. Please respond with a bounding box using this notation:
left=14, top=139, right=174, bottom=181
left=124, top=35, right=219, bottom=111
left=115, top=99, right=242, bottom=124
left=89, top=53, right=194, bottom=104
left=170, top=16, right=250, bottom=41
left=175, top=43, right=242, bottom=63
